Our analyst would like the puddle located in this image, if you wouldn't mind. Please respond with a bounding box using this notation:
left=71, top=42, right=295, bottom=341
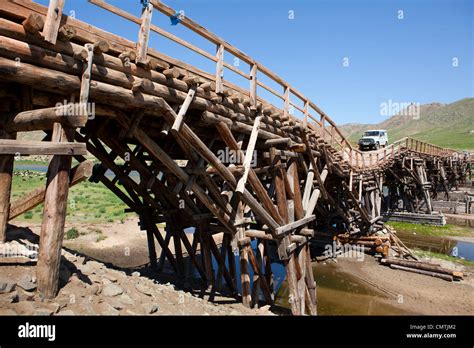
left=275, top=262, right=410, bottom=315
left=396, top=230, right=474, bottom=261
left=446, top=215, right=474, bottom=228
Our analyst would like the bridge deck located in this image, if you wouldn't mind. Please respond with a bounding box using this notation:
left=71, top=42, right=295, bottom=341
left=0, top=0, right=470, bottom=315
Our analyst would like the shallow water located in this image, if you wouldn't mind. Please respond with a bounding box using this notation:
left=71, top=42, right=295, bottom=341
left=275, top=262, right=411, bottom=315
left=396, top=230, right=474, bottom=261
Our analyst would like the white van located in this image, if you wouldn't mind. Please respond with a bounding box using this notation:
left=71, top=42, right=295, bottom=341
left=358, top=130, right=388, bottom=150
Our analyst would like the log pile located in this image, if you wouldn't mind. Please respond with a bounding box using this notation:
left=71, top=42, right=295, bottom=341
left=381, top=258, right=464, bottom=282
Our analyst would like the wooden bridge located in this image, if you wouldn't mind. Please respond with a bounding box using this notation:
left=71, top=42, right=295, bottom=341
left=0, top=0, right=470, bottom=315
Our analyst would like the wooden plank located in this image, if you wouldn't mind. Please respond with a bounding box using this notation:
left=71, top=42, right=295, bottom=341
left=236, top=116, right=262, bottom=193
left=0, top=139, right=86, bottom=156
left=136, top=2, right=153, bottom=64
left=43, top=0, right=64, bottom=44
left=275, top=215, right=316, bottom=236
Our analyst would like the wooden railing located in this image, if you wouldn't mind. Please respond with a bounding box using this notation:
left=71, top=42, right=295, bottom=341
left=87, top=0, right=460, bottom=172
left=88, top=1, right=352, bottom=148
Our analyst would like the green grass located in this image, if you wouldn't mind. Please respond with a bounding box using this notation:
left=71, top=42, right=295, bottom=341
left=413, top=249, right=474, bottom=267
left=65, top=228, right=79, bottom=240
left=11, top=171, right=130, bottom=224
left=387, top=221, right=473, bottom=237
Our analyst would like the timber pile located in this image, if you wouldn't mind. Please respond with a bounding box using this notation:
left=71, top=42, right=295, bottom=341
left=381, top=258, right=464, bottom=282
left=0, top=0, right=469, bottom=315
left=336, top=233, right=391, bottom=258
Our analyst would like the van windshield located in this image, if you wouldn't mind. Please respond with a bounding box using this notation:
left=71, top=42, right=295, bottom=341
left=364, top=131, right=380, bottom=137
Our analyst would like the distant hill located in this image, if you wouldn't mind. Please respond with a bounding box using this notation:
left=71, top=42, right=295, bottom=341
left=340, top=98, right=474, bottom=151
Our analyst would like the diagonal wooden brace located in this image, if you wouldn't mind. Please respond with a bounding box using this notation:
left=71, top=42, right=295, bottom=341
left=236, top=115, right=261, bottom=193
left=171, top=86, right=197, bottom=133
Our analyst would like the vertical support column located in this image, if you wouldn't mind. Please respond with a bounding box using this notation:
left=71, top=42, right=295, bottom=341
left=283, top=86, right=290, bottom=120
left=236, top=202, right=251, bottom=307
left=140, top=209, right=158, bottom=269
left=198, top=220, right=214, bottom=290
left=43, top=0, right=65, bottom=44
left=0, top=131, right=16, bottom=243
left=136, top=2, right=154, bottom=65
left=249, top=64, right=257, bottom=110
left=37, top=123, right=73, bottom=299
left=215, top=44, right=224, bottom=94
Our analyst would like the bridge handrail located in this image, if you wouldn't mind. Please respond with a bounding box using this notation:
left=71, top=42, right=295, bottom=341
left=88, top=0, right=354, bottom=152
left=87, top=0, right=461, bottom=172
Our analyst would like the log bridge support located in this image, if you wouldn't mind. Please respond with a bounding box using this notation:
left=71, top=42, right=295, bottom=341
left=0, top=0, right=469, bottom=312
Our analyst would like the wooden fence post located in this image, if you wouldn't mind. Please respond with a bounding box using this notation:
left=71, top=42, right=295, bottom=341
left=215, top=44, right=224, bottom=94
left=43, top=0, right=65, bottom=44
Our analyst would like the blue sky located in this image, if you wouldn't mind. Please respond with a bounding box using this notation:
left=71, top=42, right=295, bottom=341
left=37, top=0, right=473, bottom=125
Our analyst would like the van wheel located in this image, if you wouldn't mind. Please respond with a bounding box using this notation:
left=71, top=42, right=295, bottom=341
left=375, top=142, right=380, bottom=150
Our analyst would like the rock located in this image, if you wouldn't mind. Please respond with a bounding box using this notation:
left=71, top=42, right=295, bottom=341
left=103, top=273, right=118, bottom=283
left=102, top=284, right=123, bottom=297
left=0, top=309, right=17, bottom=315
left=125, top=310, right=138, bottom=315
left=0, top=279, right=16, bottom=294
left=107, top=299, right=125, bottom=310
left=34, top=308, right=54, bottom=316
left=13, top=301, right=35, bottom=314
left=57, top=310, right=75, bottom=316
left=7, top=291, right=19, bottom=303
left=230, top=310, right=240, bottom=315
left=142, top=303, right=159, bottom=314
left=119, top=294, right=134, bottom=306
left=18, top=275, right=37, bottom=291
left=135, top=283, right=153, bottom=296
left=102, top=278, right=112, bottom=286
left=86, top=260, right=104, bottom=270
left=258, top=305, right=271, bottom=312
left=99, top=302, right=120, bottom=315
left=131, top=271, right=140, bottom=277
left=89, top=274, right=102, bottom=284
left=88, top=283, right=101, bottom=296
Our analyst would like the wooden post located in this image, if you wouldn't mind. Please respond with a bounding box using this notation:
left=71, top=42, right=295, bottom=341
left=215, top=44, right=224, bottom=94
left=283, top=86, right=290, bottom=120
left=0, top=131, right=16, bottom=243
left=37, top=123, right=73, bottom=299
left=43, top=0, right=65, bottom=44
left=136, top=2, right=154, bottom=64
left=249, top=64, right=257, bottom=110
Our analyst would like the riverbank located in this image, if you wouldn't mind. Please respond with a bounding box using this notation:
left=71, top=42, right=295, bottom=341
left=314, top=256, right=474, bottom=315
